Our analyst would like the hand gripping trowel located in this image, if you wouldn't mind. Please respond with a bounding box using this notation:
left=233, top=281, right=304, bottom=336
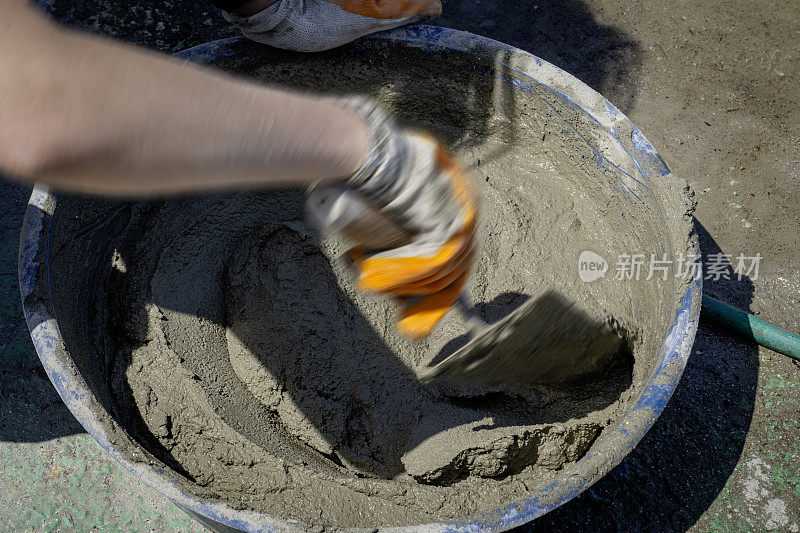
left=307, top=186, right=626, bottom=388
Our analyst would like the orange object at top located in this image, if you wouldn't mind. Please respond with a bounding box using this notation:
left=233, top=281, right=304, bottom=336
left=331, top=0, right=441, bottom=20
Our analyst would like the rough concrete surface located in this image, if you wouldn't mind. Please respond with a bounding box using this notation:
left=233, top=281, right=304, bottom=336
left=0, top=0, right=797, bottom=531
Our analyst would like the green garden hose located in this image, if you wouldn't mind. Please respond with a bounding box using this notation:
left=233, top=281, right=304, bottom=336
left=702, top=295, right=800, bottom=362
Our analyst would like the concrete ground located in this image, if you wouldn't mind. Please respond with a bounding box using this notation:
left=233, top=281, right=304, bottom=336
left=1, top=0, right=798, bottom=530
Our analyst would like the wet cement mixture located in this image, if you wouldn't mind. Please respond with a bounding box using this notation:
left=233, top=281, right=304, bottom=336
left=44, top=42, right=693, bottom=527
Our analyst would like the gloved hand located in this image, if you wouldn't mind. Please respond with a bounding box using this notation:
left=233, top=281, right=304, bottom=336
left=306, top=100, right=479, bottom=339
left=222, top=0, right=441, bottom=52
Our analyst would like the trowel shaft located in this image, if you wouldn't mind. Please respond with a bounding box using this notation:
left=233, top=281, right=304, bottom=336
left=455, top=293, right=486, bottom=334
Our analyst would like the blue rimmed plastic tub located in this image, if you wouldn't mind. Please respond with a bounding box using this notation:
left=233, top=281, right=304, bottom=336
left=19, top=26, right=701, bottom=532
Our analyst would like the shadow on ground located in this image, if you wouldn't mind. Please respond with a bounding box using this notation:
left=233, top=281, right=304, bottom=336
left=438, top=0, right=643, bottom=113
left=0, top=181, right=85, bottom=443
left=35, top=0, right=237, bottom=53
left=522, top=219, right=759, bottom=531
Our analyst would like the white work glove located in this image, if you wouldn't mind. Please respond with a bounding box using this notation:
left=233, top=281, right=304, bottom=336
left=222, top=0, right=441, bottom=52
left=306, top=99, right=480, bottom=338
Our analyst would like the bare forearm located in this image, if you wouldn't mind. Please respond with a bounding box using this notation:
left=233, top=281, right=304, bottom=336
left=0, top=2, right=368, bottom=195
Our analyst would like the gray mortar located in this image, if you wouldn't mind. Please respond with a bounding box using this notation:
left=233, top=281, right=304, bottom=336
left=43, top=42, right=692, bottom=528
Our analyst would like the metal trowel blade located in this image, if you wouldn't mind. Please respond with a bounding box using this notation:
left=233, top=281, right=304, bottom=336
left=419, top=290, right=625, bottom=387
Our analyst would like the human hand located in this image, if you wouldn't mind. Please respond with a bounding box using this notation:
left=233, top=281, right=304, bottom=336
left=307, top=100, right=479, bottom=339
